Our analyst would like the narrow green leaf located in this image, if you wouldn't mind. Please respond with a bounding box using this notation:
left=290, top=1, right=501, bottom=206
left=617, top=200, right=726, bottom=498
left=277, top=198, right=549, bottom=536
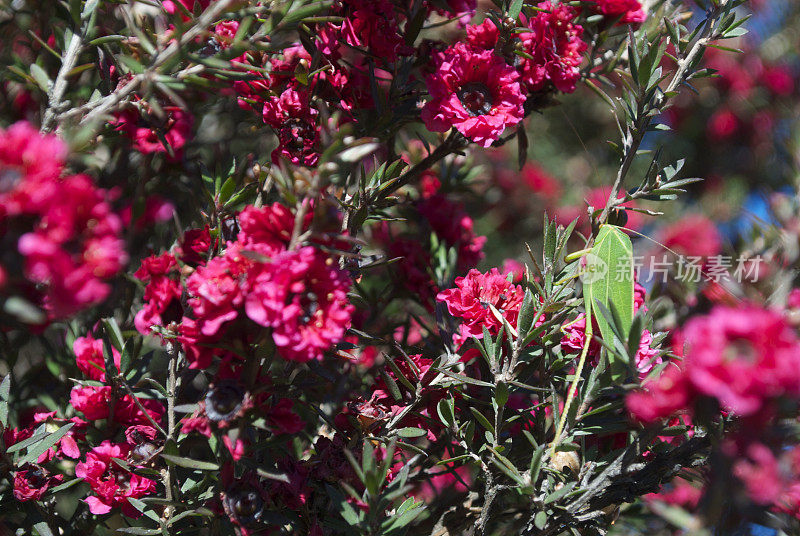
left=160, top=454, right=219, bottom=471
left=508, top=0, right=524, bottom=20
left=469, top=407, right=495, bottom=435
left=29, top=64, right=51, bottom=92
left=33, top=522, right=54, bottom=536
left=0, top=375, right=10, bottom=401
left=436, top=368, right=494, bottom=388
left=544, top=482, right=576, bottom=504
left=18, top=423, right=74, bottom=465
left=397, top=427, right=427, bottom=438
left=380, top=370, right=403, bottom=402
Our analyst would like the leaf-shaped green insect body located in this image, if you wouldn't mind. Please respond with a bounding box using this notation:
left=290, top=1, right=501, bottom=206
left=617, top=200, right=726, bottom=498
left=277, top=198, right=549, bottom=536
left=584, top=224, right=635, bottom=382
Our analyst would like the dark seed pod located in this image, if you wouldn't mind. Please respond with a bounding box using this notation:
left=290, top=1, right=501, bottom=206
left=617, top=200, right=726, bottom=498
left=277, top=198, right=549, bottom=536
left=222, top=482, right=265, bottom=527
left=205, top=381, right=246, bottom=422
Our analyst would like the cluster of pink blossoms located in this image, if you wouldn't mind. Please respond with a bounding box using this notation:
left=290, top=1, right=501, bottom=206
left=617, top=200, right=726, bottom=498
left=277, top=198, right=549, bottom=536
left=423, top=2, right=588, bottom=146
left=437, top=267, right=526, bottom=348
left=0, top=122, right=125, bottom=321
left=627, top=305, right=800, bottom=422
left=135, top=202, right=354, bottom=365
left=8, top=333, right=165, bottom=514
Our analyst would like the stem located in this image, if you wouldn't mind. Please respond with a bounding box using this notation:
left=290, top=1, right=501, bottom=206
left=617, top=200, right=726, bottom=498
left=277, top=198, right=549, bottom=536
left=597, top=0, right=730, bottom=225
left=549, top=311, right=592, bottom=458
left=162, top=343, right=180, bottom=520
left=55, top=0, right=235, bottom=129
left=41, top=0, right=100, bottom=132
left=375, top=131, right=462, bottom=201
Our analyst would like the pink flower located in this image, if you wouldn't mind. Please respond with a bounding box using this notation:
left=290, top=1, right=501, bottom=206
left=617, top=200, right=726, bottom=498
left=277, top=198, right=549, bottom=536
left=163, top=0, right=211, bottom=17
left=178, top=226, right=214, bottom=266
left=31, top=412, right=86, bottom=460
left=424, top=0, right=476, bottom=26
left=76, top=441, right=157, bottom=516
left=682, top=306, right=800, bottom=416
left=262, top=87, right=320, bottom=166
left=521, top=163, right=562, bottom=200
left=592, top=0, right=646, bottom=24
left=561, top=315, right=660, bottom=378
left=788, top=289, right=800, bottom=310
left=70, top=386, right=164, bottom=426
left=437, top=268, right=525, bottom=347
left=134, top=253, right=183, bottom=335
left=422, top=42, right=525, bottom=147
left=518, top=3, right=587, bottom=93
left=70, top=386, right=114, bottom=421
left=13, top=465, right=63, bottom=502
left=635, top=330, right=662, bottom=377
left=626, top=363, right=692, bottom=423
left=763, top=65, right=795, bottom=96
left=112, top=106, right=194, bottom=160
left=658, top=215, right=721, bottom=259
left=73, top=335, right=121, bottom=382
left=0, top=122, right=65, bottom=215
left=464, top=5, right=586, bottom=94
left=733, top=443, right=785, bottom=505
left=333, top=0, right=409, bottom=62
left=244, top=247, right=354, bottom=362
left=628, top=305, right=800, bottom=422
left=707, top=108, right=740, bottom=140
left=186, top=243, right=255, bottom=337
left=644, top=477, right=701, bottom=509
left=0, top=123, right=126, bottom=322
left=237, top=203, right=307, bottom=253
left=114, top=395, right=165, bottom=427
left=265, top=398, right=305, bottom=435
left=120, top=196, right=174, bottom=230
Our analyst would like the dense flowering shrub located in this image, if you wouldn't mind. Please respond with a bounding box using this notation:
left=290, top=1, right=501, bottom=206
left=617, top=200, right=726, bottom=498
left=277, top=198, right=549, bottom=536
left=1, top=1, right=799, bottom=535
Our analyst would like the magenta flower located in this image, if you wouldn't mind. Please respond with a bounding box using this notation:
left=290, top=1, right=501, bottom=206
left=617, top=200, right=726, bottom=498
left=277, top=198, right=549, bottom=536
left=592, top=0, right=646, bottom=24
left=75, top=441, right=157, bottom=517
left=73, top=335, right=120, bottom=382
left=422, top=42, right=525, bottom=147
left=245, top=247, right=354, bottom=362
left=13, top=466, right=63, bottom=502
left=437, top=268, right=525, bottom=347
left=518, top=2, right=587, bottom=93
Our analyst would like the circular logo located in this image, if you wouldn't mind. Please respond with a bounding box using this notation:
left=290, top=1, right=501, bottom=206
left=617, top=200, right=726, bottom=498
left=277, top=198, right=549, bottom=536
left=579, top=252, right=608, bottom=284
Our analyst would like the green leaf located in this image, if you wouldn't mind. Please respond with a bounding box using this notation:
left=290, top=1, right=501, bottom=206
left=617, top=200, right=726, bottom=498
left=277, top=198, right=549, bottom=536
left=115, top=529, right=161, bottom=535
left=102, top=318, right=125, bottom=351
left=544, top=482, right=576, bottom=504
left=469, top=407, right=495, bottom=435
left=508, top=0, right=524, bottom=20
left=435, top=368, right=494, bottom=388
left=33, top=522, right=54, bottom=536
left=29, top=64, right=51, bottom=92
left=47, top=477, right=83, bottom=494
left=436, top=397, right=455, bottom=428
left=160, top=454, right=219, bottom=471
left=494, top=381, right=509, bottom=409
left=396, top=427, right=427, bottom=438
left=4, top=296, right=46, bottom=324
left=529, top=444, right=545, bottom=483
left=584, top=224, right=634, bottom=382
left=17, top=423, right=74, bottom=465
left=380, top=370, right=403, bottom=402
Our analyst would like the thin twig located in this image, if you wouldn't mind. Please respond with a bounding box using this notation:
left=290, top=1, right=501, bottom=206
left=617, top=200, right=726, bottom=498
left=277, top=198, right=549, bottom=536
left=597, top=0, right=731, bottom=225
